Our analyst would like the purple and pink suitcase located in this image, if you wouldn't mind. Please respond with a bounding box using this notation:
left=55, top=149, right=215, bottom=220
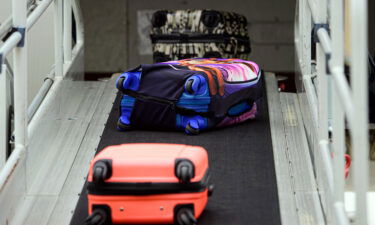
left=116, top=58, right=263, bottom=134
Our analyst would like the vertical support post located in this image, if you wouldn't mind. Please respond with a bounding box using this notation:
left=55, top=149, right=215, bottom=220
left=0, top=64, right=8, bottom=169
left=331, top=0, right=345, bottom=206
left=314, top=0, right=332, bottom=221
left=317, top=46, right=329, bottom=141
left=54, top=0, right=64, bottom=78
left=350, top=0, right=369, bottom=224
left=295, top=0, right=302, bottom=64
left=63, top=0, right=72, bottom=64
left=301, top=0, right=312, bottom=77
left=316, top=0, right=329, bottom=143
left=72, top=0, right=84, bottom=44
left=12, top=0, right=28, bottom=150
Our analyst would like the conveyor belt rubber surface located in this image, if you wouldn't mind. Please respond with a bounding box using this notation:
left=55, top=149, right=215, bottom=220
left=70, top=90, right=281, bottom=225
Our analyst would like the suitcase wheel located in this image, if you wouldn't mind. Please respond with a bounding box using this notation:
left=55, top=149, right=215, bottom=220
left=93, top=161, right=111, bottom=184
left=185, top=121, right=200, bottom=135
left=116, top=76, right=125, bottom=91
left=117, top=117, right=131, bottom=131
left=201, top=10, right=221, bottom=28
left=116, top=72, right=140, bottom=92
left=208, top=184, right=214, bottom=197
left=176, top=207, right=197, bottom=225
left=184, top=75, right=206, bottom=95
left=85, top=208, right=107, bottom=225
left=176, top=160, right=194, bottom=183
left=185, top=79, right=195, bottom=94
left=151, top=10, right=167, bottom=27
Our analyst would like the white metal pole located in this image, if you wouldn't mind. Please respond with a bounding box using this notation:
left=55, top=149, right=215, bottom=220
left=303, top=75, right=319, bottom=127
left=0, top=65, right=8, bottom=169
left=72, top=0, right=84, bottom=44
left=332, top=82, right=346, bottom=197
left=27, top=77, right=53, bottom=122
left=63, top=0, right=72, bottom=64
left=315, top=0, right=328, bottom=144
left=331, top=69, right=355, bottom=129
left=54, top=0, right=64, bottom=78
left=317, top=29, right=332, bottom=55
left=1, top=0, right=54, bottom=38
left=27, top=0, right=53, bottom=29
left=317, top=45, right=329, bottom=142
left=295, top=0, right=303, bottom=62
left=0, top=146, right=24, bottom=188
left=302, top=0, right=312, bottom=76
left=306, top=0, right=319, bottom=23
left=334, top=202, right=350, bottom=225
left=12, top=0, right=28, bottom=150
left=349, top=0, right=369, bottom=224
left=330, top=0, right=346, bottom=205
left=0, top=32, right=23, bottom=57
left=320, top=140, right=335, bottom=194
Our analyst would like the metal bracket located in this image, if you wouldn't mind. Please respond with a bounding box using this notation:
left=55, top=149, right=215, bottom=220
left=14, top=27, right=26, bottom=47
left=1, top=27, right=26, bottom=47
left=312, top=24, right=330, bottom=44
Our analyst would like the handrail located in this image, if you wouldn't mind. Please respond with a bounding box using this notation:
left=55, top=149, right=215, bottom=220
left=295, top=0, right=369, bottom=224
left=303, top=74, right=319, bottom=128
left=0, top=146, right=25, bottom=190
left=63, top=0, right=72, bottom=62
left=317, top=28, right=332, bottom=55
left=0, top=0, right=53, bottom=40
left=27, top=0, right=53, bottom=29
left=0, top=32, right=22, bottom=68
left=0, top=0, right=83, bottom=193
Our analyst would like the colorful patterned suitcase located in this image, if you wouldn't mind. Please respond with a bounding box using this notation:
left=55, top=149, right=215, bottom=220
left=116, top=58, right=263, bottom=134
left=86, top=143, right=213, bottom=225
left=150, top=10, right=251, bottom=62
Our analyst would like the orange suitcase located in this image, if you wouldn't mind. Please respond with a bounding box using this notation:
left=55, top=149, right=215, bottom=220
left=85, top=143, right=213, bottom=225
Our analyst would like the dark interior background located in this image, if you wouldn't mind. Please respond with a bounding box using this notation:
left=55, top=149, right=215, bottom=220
left=79, top=0, right=374, bottom=86
left=80, top=0, right=295, bottom=76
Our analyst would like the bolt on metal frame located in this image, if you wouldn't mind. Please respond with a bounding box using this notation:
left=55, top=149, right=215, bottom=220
left=295, top=0, right=369, bottom=224
left=0, top=0, right=84, bottom=189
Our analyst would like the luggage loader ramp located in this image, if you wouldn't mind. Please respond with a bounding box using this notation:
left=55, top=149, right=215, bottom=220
left=70, top=74, right=282, bottom=225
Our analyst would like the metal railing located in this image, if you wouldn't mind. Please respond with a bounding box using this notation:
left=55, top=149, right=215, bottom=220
left=0, top=0, right=84, bottom=189
left=295, top=0, right=369, bottom=224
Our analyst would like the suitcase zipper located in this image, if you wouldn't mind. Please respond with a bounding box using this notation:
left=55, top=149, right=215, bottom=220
left=177, top=97, right=211, bottom=112
left=176, top=104, right=208, bottom=112
left=121, top=95, right=135, bottom=107
left=122, top=94, right=211, bottom=115
left=122, top=90, right=177, bottom=110
left=87, top=170, right=211, bottom=196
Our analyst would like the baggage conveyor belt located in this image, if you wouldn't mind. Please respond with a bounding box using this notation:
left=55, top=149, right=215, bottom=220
left=70, top=88, right=281, bottom=225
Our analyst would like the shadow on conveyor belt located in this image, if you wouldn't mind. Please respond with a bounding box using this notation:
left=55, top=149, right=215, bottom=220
left=70, top=90, right=281, bottom=225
